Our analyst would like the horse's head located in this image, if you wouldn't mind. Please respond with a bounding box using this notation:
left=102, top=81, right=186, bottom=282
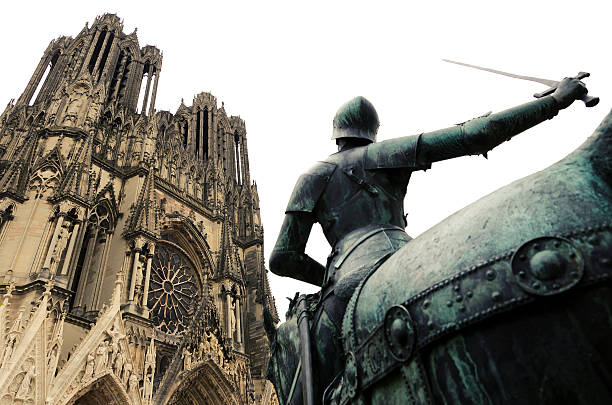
left=264, top=307, right=303, bottom=405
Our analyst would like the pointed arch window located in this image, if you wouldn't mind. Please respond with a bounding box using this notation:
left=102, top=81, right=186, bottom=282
left=88, top=29, right=107, bottom=73
left=30, top=50, right=60, bottom=105
left=195, top=108, right=201, bottom=156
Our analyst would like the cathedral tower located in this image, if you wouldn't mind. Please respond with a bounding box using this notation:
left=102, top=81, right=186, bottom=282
left=0, top=14, right=278, bottom=405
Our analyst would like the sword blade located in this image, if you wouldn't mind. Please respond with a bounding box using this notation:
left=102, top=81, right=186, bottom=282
left=443, top=59, right=559, bottom=88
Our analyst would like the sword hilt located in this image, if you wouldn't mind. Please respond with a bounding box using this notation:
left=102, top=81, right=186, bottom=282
left=534, top=72, right=599, bottom=108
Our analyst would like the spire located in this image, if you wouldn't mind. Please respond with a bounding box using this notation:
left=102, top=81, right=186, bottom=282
left=52, top=130, right=94, bottom=204
left=256, top=254, right=279, bottom=321
left=0, top=130, right=39, bottom=202
left=124, top=161, right=158, bottom=239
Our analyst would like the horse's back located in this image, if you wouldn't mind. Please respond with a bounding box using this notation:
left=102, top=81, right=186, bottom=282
left=338, top=111, right=612, bottom=404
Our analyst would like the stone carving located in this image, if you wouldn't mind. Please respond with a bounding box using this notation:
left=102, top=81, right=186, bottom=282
left=15, top=364, right=35, bottom=400
left=0, top=12, right=278, bottom=405
left=121, top=361, right=132, bottom=386
left=62, top=84, right=88, bottom=126
left=49, top=223, right=70, bottom=276
left=229, top=300, right=236, bottom=337
left=94, top=341, right=109, bottom=374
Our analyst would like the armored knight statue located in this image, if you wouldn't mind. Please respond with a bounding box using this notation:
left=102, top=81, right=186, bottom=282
left=269, top=78, right=588, bottom=403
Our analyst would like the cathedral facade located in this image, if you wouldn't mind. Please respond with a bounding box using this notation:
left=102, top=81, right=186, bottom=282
left=0, top=13, right=279, bottom=405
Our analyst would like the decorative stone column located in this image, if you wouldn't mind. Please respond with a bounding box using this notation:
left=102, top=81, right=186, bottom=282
left=226, top=291, right=233, bottom=340
left=236, top=297, right=242, bottom=343
left=142, top=244, right=155, bottom=310
left=42, top=214, right=65, bottom=271
left=128, top=247, right=141, bottom=302
left=59, top=220, right=81, bottom=275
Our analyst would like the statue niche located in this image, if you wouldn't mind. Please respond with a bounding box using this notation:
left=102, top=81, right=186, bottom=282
left=62, top=82, right=91, bottom=127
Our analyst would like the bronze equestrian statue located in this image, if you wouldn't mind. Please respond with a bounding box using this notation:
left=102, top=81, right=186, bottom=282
left=266, top=77, right=612, bottom=404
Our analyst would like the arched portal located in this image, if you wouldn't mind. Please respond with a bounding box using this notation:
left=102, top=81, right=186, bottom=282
left=167, top=361, right=240, bottom=405
left=66, top=373, right=131, bottom=405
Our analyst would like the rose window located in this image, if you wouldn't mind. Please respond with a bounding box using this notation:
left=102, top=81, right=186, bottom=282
left=148, top=244, right=198, bottom=335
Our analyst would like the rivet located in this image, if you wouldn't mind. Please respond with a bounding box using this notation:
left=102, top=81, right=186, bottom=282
left=529, top=250, right=566, bottom=280
left=453, top=285, right=460, bottom=292
left=459, top=306, right=466, bottom=312
left=427, top=321, right=434, bottom=329
left=533, top=243, right=541, bottom=250
left=519, top=254, right=527, bottom=261
left=492, top=291, right=501, bottom=301
left=486, top=270, right=496, bottom=281
left=390, top=318, right=410, bottom=347
left=423, top=300, right=430, bottom=309
left=466, top=291, right=473, bottom=298
left=553, top=241, right=561, bottom=248
left=446, top=300, right=453, bottom=307
left=571, top=271, right=579, bottom=278
left=570, top=252, right=577, bottom=259
left=518, top=271, right=526, bottom=278
left=532, top=282, right=541, bottom=290
left=456, top=295, right=463, bottom=302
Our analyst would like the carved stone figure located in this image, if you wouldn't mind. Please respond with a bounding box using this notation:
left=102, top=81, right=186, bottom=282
left=133, top=259, right=144, bottom=306
left=15, top=365, right=35, bottom=400
left=94, top=341, right=108, bottom=374
left=183, top=348, right=192, bottom=370
left=113, top=351, right=124, bottom=376
left=229, top=300, right=236, bottom=337
left=1, top=336, right=16, bottom=368
left=0, top=13, right=278, bottom=405
left=128, top=373, right=140, bottom=404
left=269, top=79, right=591, bottom=402
left=121, top=361, right=132, bottom=386
left=62, top=86, right=88, bottom=126
left=49, top=223, right=70, bottom=275
left=83, top=352, right=94, bottom=381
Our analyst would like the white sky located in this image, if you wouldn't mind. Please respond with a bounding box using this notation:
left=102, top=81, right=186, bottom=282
left=1, top=1, right=610, bottom=320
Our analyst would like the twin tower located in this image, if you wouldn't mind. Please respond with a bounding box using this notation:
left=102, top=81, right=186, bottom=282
left=0, top=13, right=278, bottom=405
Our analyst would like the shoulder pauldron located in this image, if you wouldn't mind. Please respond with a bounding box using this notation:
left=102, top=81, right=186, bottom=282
left=285, top=161, right=337, bottom=213
left=365, top=134, right=429, bottom=170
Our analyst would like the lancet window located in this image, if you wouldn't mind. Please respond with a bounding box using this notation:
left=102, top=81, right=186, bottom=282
left=70, top=201, right=115, bottom=312
left=30, top=50, right=60, bottom=106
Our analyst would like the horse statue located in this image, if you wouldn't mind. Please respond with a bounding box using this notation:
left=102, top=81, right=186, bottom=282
left=265, top=106, right=612, bottom=405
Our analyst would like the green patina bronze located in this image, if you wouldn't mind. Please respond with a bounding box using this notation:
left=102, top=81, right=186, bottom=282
left=265, top=77, right=612, bottom=405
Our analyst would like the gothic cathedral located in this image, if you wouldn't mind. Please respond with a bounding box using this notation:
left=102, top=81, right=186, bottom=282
left=0, top=14, right=279, bottom=405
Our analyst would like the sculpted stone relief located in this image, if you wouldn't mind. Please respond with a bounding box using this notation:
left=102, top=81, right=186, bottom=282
left=0, top=13, right=277, bottom=405
left=62, top=83, right=90, bottom=127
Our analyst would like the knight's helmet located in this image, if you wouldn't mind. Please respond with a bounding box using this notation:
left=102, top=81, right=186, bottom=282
left=332, top=96, right=380, bottom=143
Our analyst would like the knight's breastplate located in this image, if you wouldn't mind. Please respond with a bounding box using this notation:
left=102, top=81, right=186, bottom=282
left=314, top=147, right=409, bottom=248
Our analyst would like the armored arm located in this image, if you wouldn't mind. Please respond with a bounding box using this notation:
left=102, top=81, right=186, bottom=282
left=269, top=162, right=335, bottom=287
left=415, top=95, right=561, bottom=163
left=416, top=78, right=588, bottom=164
left=269, top=212, right=325, bottom=287
left=365, top=78, right=587, bottom=169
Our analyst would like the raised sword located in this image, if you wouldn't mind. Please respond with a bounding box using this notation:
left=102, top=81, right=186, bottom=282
left=443, top=59, right=599, bottom=107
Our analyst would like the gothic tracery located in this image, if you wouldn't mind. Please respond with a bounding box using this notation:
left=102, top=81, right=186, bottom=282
left=0, top=13, right=278, bottom=405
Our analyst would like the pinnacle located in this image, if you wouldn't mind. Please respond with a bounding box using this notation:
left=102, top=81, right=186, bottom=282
left=124, top=160, right=158, bottom=238
left=53, top=131, right=94, bottom=203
